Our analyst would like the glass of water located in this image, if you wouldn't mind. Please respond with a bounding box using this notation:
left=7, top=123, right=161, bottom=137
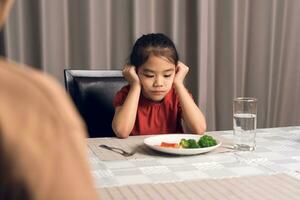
left=233, top=97, right=257, bottom=151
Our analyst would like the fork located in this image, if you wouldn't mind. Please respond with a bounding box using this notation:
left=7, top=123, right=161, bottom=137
left=99, top=144, right=136, bottom=157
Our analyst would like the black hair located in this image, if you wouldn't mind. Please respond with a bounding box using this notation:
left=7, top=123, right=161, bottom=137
left=129, top=33, right=179, bottom=68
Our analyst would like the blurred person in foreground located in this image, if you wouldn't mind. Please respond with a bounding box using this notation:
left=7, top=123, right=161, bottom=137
left=0, top=0, right=98, bottom=199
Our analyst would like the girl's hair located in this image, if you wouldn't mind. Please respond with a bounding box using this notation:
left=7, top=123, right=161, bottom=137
left=129, top=33, right=179, bottom=68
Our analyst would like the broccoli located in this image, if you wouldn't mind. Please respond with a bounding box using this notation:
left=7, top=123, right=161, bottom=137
left=179, top=139, right=190, bottom=148
left=187, top=139, right=200, bottom=148
left=198, top=135, right=217, bottom=147
left=180, top=136, right=217, bottom=148
left=180, top=139, right=200, bottom=148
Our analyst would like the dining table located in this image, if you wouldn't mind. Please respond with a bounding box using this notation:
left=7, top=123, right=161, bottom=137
left=87, top=126, right=300, bottom=199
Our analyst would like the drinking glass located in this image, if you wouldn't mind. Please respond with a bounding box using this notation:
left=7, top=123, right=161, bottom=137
left=233, top=97, right=257, bottom=151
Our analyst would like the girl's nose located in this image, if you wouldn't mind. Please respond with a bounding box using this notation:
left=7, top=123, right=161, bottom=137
left=153, top=77, right=163, bottom=87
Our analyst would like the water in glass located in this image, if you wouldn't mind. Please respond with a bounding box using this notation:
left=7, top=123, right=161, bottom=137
left=233, top=113, right=256, bottom=151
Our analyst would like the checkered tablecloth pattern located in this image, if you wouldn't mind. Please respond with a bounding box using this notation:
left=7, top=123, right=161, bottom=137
left=98, top=174, right=300, bottom=200
left=88, top=126, right=300, bottom=197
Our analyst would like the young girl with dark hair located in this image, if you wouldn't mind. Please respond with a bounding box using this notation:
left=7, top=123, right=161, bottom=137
left=112, top=33, right=206, bottom=138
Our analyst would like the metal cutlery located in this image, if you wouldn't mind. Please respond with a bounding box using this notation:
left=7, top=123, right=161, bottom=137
left=99, top=144, right=136, bottom=157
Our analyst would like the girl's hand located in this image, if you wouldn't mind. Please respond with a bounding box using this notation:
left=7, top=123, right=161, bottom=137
left=122, top=65, right=140, bottom=86
left=174, top=61, right=189, bottom=86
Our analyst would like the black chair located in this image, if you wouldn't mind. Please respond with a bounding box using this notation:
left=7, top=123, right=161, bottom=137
left=64, top=69, right=127, bottom=138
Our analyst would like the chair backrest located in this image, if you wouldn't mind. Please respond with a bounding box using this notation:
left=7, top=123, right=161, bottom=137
left=64, top=69, right=127, bottom=138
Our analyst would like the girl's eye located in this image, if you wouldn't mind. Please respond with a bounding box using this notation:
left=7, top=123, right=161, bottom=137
left=144, top=74, right=154, bottom=78
left=164, top=74, right=172, bottom=78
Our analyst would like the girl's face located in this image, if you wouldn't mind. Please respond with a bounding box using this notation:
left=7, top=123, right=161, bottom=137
left=137, top=54, right=176, bottom=102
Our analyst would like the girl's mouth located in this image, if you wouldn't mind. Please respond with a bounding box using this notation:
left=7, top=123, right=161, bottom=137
left=151, top=91, right=165, bottom=95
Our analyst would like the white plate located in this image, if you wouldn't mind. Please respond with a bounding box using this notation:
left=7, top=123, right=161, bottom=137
left=144, top=134, right=222, bottom=155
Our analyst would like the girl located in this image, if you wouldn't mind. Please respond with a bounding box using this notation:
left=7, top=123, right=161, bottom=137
left=112, top=33, right=206, bottom=138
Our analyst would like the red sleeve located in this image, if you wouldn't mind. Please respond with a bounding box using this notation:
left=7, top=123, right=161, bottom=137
left=113, top=85, right=130, bottom=107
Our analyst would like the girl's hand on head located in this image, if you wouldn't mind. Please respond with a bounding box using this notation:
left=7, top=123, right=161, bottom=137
left=122, top=65, right=140, bottom=86
left=174, top=61, right=189, bottom=86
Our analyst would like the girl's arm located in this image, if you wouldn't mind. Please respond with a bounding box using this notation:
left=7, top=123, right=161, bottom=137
left=112, top=66, right=141, bottom=138
left=173, top=62, right=206, bottom=134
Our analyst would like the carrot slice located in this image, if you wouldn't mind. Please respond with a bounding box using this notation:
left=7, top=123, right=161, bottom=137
left=160, top=142, right=179, bottom=148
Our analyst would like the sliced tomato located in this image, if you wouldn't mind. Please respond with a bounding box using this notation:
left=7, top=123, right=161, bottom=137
left=160, top=142, right=179, bottom=148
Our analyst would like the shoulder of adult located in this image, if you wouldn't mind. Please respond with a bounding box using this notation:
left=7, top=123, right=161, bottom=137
left=0, top=59, right=86, bottom=132
left=0, top=59, right=98, bottom=200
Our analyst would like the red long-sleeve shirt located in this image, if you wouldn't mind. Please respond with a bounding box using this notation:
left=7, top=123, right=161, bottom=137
left=113, top=85, right=184, bottom=135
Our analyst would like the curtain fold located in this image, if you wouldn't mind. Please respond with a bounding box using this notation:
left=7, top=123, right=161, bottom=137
left=4, top=0, right=300, bottom=131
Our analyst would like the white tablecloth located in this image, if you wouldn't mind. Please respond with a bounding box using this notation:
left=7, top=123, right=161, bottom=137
left=88, top=126, right=300, bottom=199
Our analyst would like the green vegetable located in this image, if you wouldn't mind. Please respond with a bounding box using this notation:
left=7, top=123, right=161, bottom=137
left=179, top=139, right=200, bottom=148
left=179, top=139, right=190, bottom=148
left=198, top=135, right=217, bottom=147
left=187, top=139, right=200, bottom=148
left=179, top=135, right=217, bottom=149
